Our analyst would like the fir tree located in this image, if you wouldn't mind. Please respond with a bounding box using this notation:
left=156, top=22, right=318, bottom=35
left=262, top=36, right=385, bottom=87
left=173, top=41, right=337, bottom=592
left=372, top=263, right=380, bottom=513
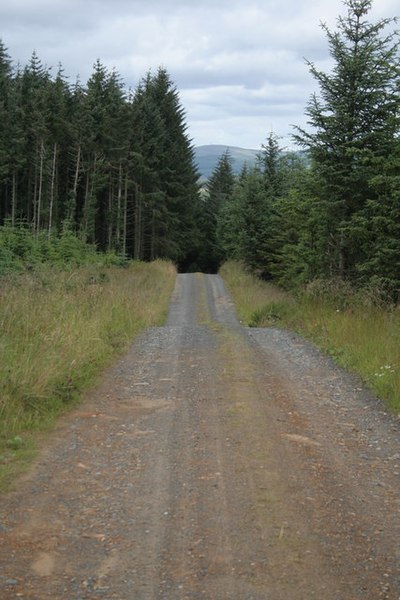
left=199, top=150, right=235, bottom=271
left=294, top=0, right=400, bottom=281
left=0, top=40, right=13, bottom=221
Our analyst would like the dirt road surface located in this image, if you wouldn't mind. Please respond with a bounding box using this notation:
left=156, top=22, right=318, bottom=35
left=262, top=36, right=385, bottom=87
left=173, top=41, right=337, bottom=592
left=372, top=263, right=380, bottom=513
left=1, top=273, right=400, bottom=599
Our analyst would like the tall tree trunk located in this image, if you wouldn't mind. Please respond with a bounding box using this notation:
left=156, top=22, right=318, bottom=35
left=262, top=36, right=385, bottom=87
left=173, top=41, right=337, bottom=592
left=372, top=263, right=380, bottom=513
left=73, top=144, right=81, bottom=198
left=48, top=142, right=57, bottom=237
left=11, top=171, right=16, bottom=227
left=82, top=153, right=97, bottom=241
left=150, top=208, right=156, bottom=261
left=116, top=163, right=122, bottom=249
left=338, top=228, right=346, bottom=279
left=32, top=162, right=38, bottom=233
left=134, top=182, right=142, bottom=260
left=122, top=172, right=128, bottom=259
left=36, top=140, right=45, bottom=235
left=107, top=182, right=113, bottom=252
left=69, top=143, right=81, bottom=223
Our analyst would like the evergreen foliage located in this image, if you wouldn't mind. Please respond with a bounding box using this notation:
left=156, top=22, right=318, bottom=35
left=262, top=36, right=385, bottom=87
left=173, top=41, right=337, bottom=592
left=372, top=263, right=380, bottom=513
left=218, top=134, right=308, bottom=279
left=218, top=0, right=400, bottom=301
left=294, top=0, right=400, bottom=291
left=1, top=0, right=399, bottom=288
left=0, top=46, right=199, bottom=267
left=196, top=150, right=235, bottom=272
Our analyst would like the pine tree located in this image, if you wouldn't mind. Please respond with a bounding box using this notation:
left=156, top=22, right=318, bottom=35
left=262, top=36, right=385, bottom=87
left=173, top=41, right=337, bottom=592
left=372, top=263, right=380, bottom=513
left=129, top=74, right=166, bottom=260
left=146, top=68, right=200, bottom=264
left=0, top=40, right=13, bottom=221
left=259, top=132, right=284, bottom=196
left=294, top=0, right=400, bottom=281
left=199, top=150, right=235, bottom=271
left=83, top=60, right=111, bottom=247
left=20, top=51, right=51, bottom=230
left=217, top=166, right=248, bottom=261
left=238, top=170, right=273, bottom=275
left=45, top=65, right=71, bottom=235
left=0, top=44, right=201, bottom=264
left=129, top=69, right=199, bottom=264
left=7, top=66, right=26, bottom=225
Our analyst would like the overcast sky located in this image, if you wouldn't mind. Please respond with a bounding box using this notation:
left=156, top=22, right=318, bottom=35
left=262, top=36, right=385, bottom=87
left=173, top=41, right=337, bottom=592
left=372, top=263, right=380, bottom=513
left=1, top=0, right=398, bottom=149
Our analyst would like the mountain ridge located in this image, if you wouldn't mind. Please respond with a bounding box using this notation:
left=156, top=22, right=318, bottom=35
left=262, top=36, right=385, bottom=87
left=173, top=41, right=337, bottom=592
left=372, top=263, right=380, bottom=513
left=194, top=145, right=259, bottom=181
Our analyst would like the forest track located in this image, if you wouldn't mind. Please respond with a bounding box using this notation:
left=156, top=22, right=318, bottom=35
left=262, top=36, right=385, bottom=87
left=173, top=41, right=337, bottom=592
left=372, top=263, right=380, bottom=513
left=1, top=273, right=400, bottom=599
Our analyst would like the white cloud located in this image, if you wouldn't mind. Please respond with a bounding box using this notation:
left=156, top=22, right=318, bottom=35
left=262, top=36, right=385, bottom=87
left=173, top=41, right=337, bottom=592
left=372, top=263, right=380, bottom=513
left=1, top=0, right=398, bottom=147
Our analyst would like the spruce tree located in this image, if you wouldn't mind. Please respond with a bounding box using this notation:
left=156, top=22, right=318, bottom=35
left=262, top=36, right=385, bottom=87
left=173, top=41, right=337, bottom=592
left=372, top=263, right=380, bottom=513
left=294, top=0, right=400, bottom=282
left=199, top=150, right=235, bottom=271
left=129, top=69, right=199, bottom=264
left=217, top=166, right=248, bottom=261
left=21, top=52, right=51, bottom=230
left=147, top=68, right=200, bottom=264
left=45, top=65, right=71, bottom=234
left=0, top=41, right=13, bottom=221
left=259, top=132, right=284, bottom=196
left=238, top=170, right=273, bottom=275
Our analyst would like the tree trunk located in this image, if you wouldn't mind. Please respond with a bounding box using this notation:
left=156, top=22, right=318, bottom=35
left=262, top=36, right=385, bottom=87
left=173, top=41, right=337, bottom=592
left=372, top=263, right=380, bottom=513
left=122, top=172, right=128, bottom=259
left=150, top=209, right=156, bottom=261
left=134, top=182, right=142, bottom=260
left=36, top=140, right=45, bottom=235
left=82, top=153, right=97, bottom=241
left=32, top=161, right=38, bottom=233
left=69, top=143, right=81, bottom=223
left=82, top=171, right=90, bottom=237
left=11, top=171, right=16, bottom=227
left=116, top=163, right=122, bottom=249
left=107, top=182, right=113, bottom=252
left=48, top=142, right=57, bottom=237
left=338, top=228, right=346, bottom=279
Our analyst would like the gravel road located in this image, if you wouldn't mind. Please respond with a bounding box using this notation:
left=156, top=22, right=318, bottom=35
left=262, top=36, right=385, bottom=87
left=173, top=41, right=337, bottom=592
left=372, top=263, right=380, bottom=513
left=1, top=273, right=400, bottom=599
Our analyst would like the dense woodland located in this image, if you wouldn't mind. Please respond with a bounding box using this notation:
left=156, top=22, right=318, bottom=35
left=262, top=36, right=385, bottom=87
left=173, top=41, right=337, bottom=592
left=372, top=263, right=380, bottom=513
left=1, top=0, right=400, bottom=298
left=209, top=0, right=400, bottom=299
left=0, top=49, right=201, bottom=266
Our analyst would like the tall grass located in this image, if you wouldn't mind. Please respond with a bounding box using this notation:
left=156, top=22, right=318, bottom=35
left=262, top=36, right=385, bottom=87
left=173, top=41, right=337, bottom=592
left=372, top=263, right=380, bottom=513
left=219, top=261, right=290, bottom=325
left=0, top=260, right=176, bottom=485
left=220, top=261, right=400, bottom=412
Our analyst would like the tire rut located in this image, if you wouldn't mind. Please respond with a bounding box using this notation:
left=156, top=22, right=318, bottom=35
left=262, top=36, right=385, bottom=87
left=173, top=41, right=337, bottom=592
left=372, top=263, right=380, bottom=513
left=0, top=273, right=399, bottom=599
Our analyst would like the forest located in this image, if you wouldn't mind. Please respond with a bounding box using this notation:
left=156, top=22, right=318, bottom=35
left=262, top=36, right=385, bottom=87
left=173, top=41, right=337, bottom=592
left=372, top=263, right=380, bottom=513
left=0, top=0, right=400, bottom=298
left=210, top=0, right=400, bottom=300
left=0, top=50, right=201, bottom=268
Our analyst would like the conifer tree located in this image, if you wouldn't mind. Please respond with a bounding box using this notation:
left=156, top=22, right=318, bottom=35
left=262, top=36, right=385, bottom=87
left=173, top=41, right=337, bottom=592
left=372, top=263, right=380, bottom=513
left=198, top=150, right=235, bottom=271
left=259, top=132, right=284, bottom=196
left=129, top=69, right=199, bottom=264
left=7, top=66, right=26, bottom=225
left=21, top=51, right=51, bottom=229
left=217, top=165, right=248, bottom=261
left=146, top=68, right=200, bottom=264
left=45, top=65, right=71, bottom=234
left=0, top=41, right=13, bottom=221
left=0, top=44, right=201, bottom=265
left=294, top=0, right=400, bottom=282
left=238, top=170, right=273, bottom=275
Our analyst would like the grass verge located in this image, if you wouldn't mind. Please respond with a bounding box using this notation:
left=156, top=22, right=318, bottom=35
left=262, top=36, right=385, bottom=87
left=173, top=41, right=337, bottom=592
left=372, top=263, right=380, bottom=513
left=0, top=260, right=176, bottom=489
left=220, top=261, right=400, bottom=414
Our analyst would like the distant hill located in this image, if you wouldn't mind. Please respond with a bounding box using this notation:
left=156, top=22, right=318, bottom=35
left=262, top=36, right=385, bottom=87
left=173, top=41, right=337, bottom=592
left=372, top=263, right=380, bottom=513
left=194, top=145, right=259, bottom=182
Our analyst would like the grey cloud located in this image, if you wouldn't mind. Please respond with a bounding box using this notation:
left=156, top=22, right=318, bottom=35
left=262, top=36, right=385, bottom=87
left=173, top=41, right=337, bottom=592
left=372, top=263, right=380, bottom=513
left=1, top=0, right=398, bottom=147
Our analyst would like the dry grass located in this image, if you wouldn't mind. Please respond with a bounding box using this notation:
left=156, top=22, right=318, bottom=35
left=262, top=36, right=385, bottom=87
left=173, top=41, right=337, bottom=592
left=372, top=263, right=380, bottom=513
left=0, top=260, right=176, bottom=485
left=219, top=261, right=290, bottom=324
left=221, top=261, right=400, bottom=413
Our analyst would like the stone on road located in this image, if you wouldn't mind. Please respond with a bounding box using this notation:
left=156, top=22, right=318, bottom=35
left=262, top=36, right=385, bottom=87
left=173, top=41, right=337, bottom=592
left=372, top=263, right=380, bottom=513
left=1, top=273, right=400, bottom=599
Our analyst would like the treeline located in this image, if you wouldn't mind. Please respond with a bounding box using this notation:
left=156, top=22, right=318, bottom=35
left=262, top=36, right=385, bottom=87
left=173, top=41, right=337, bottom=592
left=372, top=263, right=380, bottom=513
left=206, top=0, right=400, bottom=300
left=0, top=44, right=200, bottom=265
